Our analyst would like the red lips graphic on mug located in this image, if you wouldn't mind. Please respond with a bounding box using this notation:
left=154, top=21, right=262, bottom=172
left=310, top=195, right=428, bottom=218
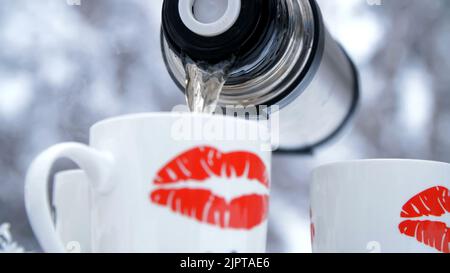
left=399, top=186, right=450, bottom=253
left=149, top=146, right=269, bottom=230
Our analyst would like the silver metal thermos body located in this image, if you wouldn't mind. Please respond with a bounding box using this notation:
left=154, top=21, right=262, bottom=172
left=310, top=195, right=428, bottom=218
left=161, top=0, right=359, bottom=153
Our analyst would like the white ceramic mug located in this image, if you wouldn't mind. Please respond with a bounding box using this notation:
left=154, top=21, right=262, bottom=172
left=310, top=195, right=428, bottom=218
left=53, top=170, right=91, bottom=253
left=26, top=113, right=271, bottom=253
left=311, top=159, right=450, bottom=253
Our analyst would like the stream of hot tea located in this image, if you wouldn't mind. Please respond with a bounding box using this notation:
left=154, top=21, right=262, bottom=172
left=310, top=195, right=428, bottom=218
left=184, top=58, right=234, bottom=114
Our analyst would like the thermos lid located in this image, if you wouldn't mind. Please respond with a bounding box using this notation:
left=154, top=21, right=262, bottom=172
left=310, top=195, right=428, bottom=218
left=162, top=0, right=276, bottom=63
left=178, top=0, right=241, bottom=37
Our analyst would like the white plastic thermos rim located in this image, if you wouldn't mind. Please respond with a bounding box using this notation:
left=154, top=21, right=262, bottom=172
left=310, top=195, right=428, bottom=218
left=178, top=0, right=241, bottom=37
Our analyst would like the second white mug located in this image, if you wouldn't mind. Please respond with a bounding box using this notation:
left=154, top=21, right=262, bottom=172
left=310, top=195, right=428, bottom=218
left=311, top=159, right=450, bottom=253
left=53, top=170, right=91, bottom=253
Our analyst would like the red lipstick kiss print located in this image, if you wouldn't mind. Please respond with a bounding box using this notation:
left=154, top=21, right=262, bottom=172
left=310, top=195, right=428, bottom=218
left=310, top=209, right=315, bottom=245
left=150, top=146, right=269, bottom=230
left=399, top=186, right=450, bottom=253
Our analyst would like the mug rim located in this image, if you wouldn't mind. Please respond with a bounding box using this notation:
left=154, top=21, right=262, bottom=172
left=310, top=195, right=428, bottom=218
left=90, top=112, right=264, bottom=133
left=313, top=158, right=450, bottom=176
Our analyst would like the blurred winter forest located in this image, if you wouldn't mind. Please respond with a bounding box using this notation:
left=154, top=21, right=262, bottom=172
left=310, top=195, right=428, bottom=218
left=0, top=0, right=449, bottom=252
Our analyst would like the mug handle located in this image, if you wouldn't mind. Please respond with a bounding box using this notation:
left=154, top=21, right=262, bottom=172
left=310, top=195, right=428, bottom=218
left=25, top=143, right=114, bottom=253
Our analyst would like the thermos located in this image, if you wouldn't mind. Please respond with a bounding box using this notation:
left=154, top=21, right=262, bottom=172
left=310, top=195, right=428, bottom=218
left=161, top=0, right=359, bottom=153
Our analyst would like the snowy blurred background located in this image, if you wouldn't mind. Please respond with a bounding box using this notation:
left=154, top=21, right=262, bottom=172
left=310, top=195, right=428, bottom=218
left=1, top=0, right=449, bottom=252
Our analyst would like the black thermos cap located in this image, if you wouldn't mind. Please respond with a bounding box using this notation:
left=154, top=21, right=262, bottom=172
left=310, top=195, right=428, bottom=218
left=161, top=0, right=277, bottom=64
